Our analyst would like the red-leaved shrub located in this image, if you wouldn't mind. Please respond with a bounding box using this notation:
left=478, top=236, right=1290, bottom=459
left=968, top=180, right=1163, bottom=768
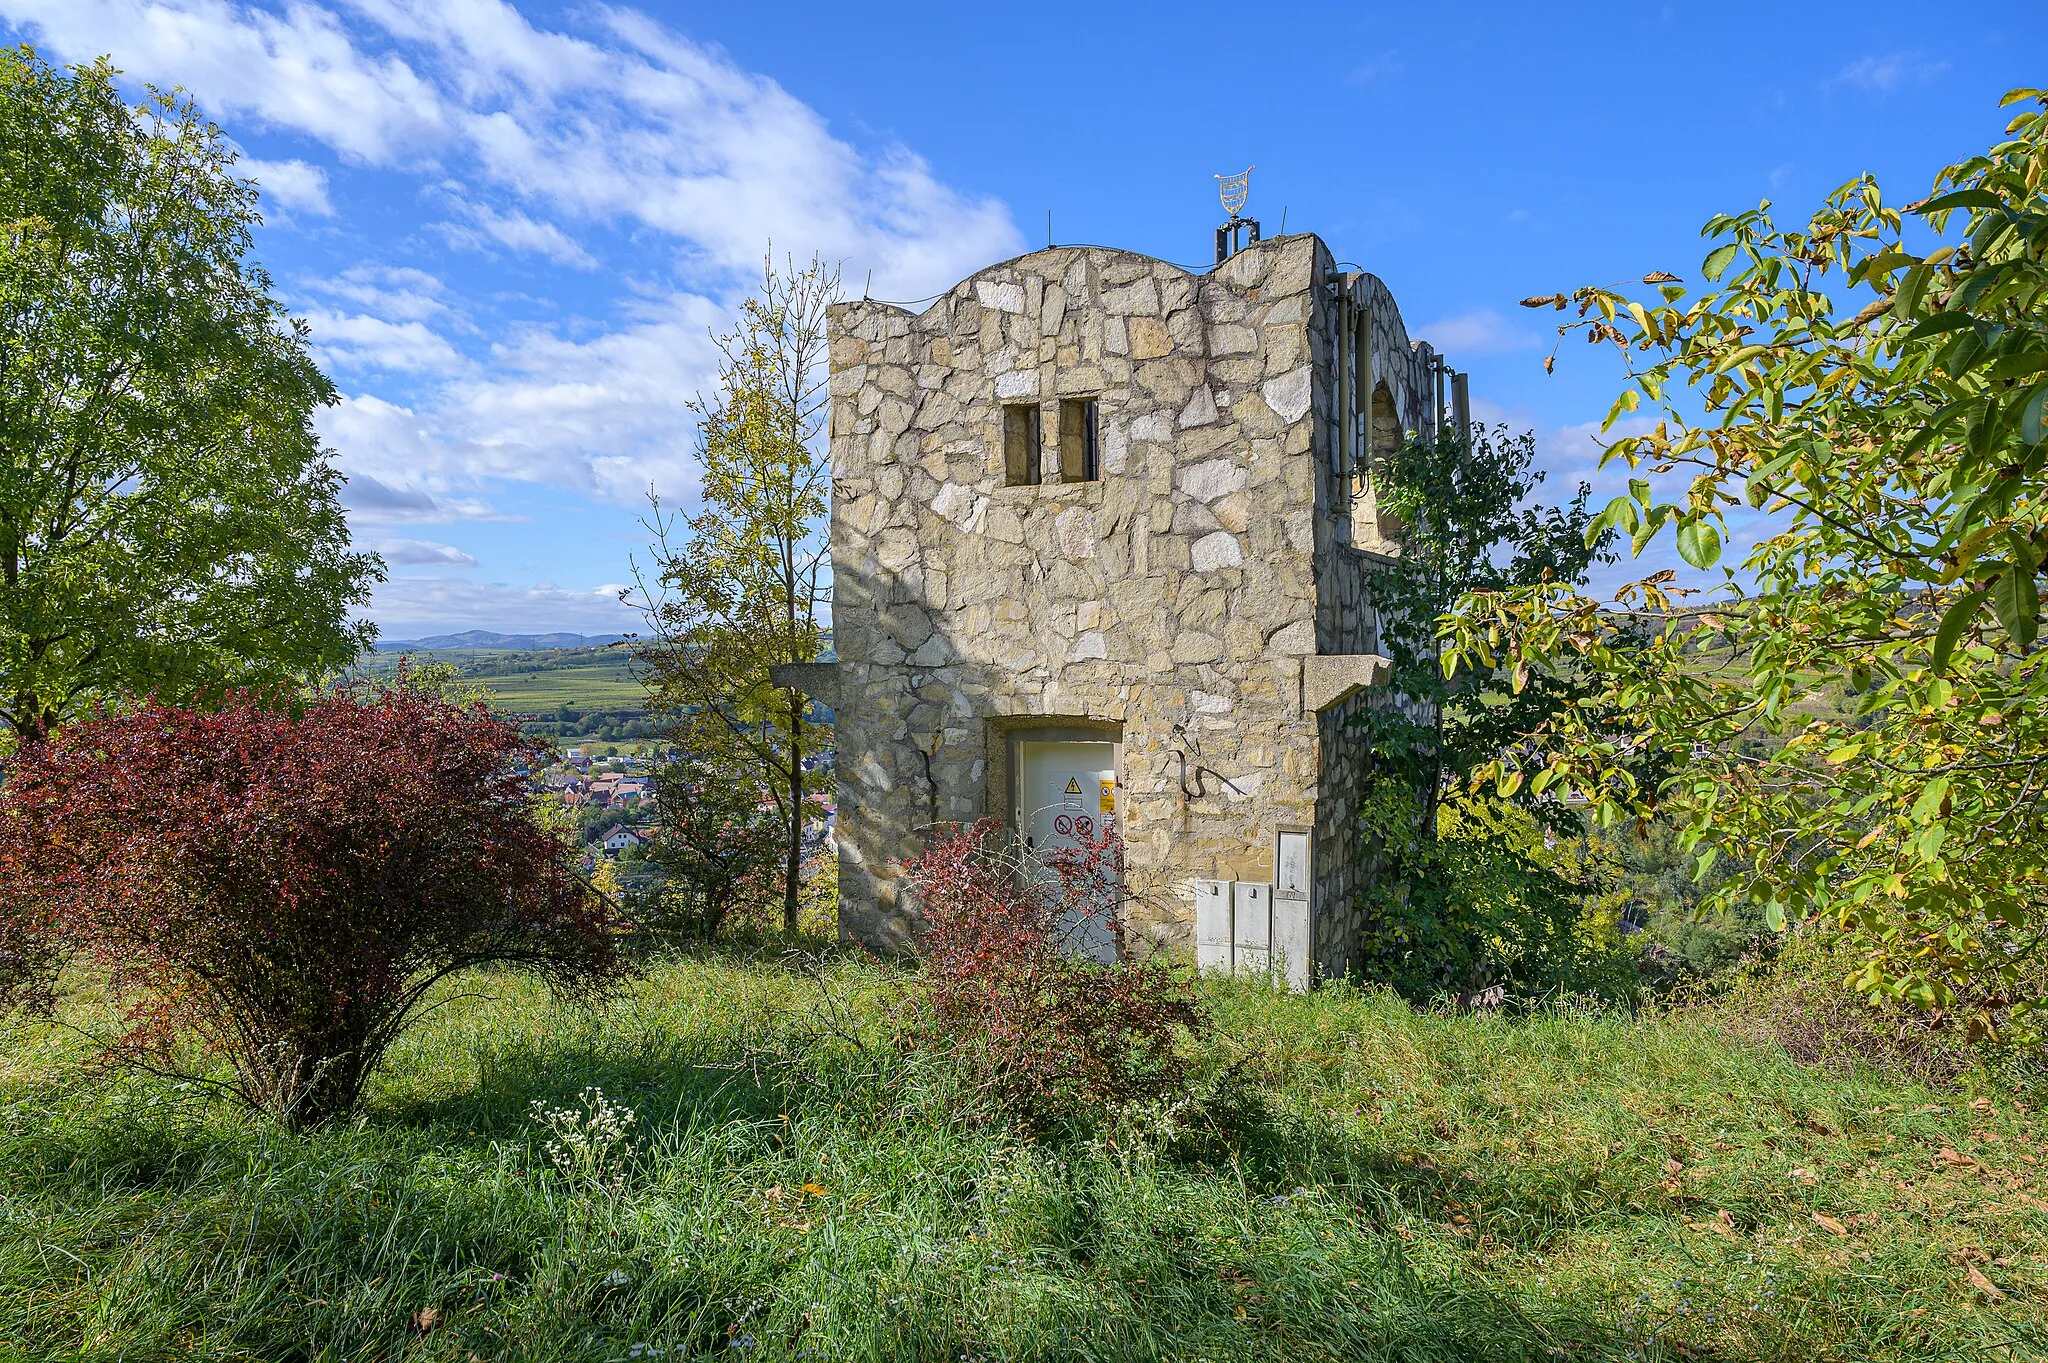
left=0, top=684, right=627, bottom=1126
left=903, top=820, right=1205, bottom=1130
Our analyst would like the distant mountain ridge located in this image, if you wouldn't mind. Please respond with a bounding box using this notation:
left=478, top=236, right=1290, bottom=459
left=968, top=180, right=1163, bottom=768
left=375, top=630, right=630, bottom=652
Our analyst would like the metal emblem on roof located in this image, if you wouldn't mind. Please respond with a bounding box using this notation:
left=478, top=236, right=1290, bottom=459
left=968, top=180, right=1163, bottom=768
left=1214, top=165, right=1255, bottom=219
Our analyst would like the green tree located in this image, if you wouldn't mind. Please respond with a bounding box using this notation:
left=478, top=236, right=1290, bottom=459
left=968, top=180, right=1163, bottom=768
left=0, top=49, right=381, bottom=741
left=1348, top=425, right=1633, bottom=998
left=643, top=750, right=786, bottom=941
left=1445, top=89, right=2048, bottom=1037
left=633, top=255, right=836, bottom=935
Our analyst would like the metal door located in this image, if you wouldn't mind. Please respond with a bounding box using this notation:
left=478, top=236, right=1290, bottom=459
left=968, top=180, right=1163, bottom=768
left=1015, top=740, right=1118, bottom=962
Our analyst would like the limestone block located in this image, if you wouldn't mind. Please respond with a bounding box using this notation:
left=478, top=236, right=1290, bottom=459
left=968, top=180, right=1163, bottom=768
left=976, top=279, right=1024, bottom=313
left=1067, top=631, right=1108, bottom=661
left=1177, top=457, right=1249, bottom=503
left=993, top=370, right=1038, bottom=400
left=1131, top=411, right=1173, bottom=443
left=1263, top=368, right=1313, bottom=424
left=1128, top=316, right=1172, bottom=360
left=1212, top=493, right=1250, bottom=534
left=1101, top=277, right=1160, bottom=315
left=767, top=661, right=839, bottom=706
left=1178, top=386, right=1219, bottom=428
left=1303, top=654, right=1392, bottom=712
left=1054, top=507, right=1097, bottom=560
left=1190, top=531, right=1245, bottom=571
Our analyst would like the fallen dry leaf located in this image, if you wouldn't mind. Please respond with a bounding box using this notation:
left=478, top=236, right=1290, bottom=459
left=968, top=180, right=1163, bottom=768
left=1972, top=1097, right=1995, bottom=1113
left=1790, top=1167, right=1817, bottom=1184
left=1965, top=1264, right=2007, bottom=1300
left=413, top=1307, right=441, bottom=1333
left=1813, top=1212, right=1848, bottom=1237
left=1665, top=1158, right=1685, bottom=1177
left=1937, top=1148, right=1980, bottom=1170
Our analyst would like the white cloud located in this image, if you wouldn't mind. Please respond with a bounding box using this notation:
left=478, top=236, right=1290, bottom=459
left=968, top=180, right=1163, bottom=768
left=7, top=0, right=1022, bottom=297
left=318, top=295, right=722, bottom=507
left=5, top=0, right=450, bottom=161
left=310, top=264, right=458, bottom=323
left=432, top=199, right=598, bottom=269
left=1417, top=308, right=1541, bottom=357
left=366, top=575, right=642, bottom=637
left=237, top=154, right=331, bottom=215
left=1826, top=52, right=1949, bottom=95
left=372, top=537, right=477, bottom=566
left=304, top=309, right=467, bottom=374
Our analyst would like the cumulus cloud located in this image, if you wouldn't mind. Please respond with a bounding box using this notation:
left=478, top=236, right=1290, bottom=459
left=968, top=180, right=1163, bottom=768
left=237, top=154, right=332, bottom=215
left=431, top=199, right=599, bottom=269
left=372, top=537, right=478, bottom=566
left=366, top=575, right=642, bottom=638
left=5, top=0, right=1024, bottom=633
left=303, top=309, right=468, bottom=374
left=1417, top=308, right=1541, bottom=357
left=5, top=0, right=1021, bottom=297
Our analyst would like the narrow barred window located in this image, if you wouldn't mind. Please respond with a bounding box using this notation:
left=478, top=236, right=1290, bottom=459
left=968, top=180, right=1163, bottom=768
left=1058, top=398, right=1099, bottom=482
left=1003, top=404, right=1041, bottom=485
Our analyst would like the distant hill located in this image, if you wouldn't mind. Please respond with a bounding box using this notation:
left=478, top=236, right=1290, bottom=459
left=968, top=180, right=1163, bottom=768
left=375, top=630, right=630, bottom=652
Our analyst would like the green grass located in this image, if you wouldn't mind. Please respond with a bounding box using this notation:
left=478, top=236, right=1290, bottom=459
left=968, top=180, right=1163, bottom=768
left=2, top=957, right=2043, bottom=1361
left=358, top=647, right=647, bottom=715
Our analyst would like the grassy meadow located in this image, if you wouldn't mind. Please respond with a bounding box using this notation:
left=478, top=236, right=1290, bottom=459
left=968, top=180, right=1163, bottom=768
left=359, top=647, right=647, bottom=715
left=1, top=955, right=2042, bottom=1362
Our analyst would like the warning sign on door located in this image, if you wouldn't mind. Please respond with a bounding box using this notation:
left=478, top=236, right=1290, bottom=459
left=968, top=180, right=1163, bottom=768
left=1100, top=778, right=1116, bottom=813
left=1063, top=777, right=1082, bottom=794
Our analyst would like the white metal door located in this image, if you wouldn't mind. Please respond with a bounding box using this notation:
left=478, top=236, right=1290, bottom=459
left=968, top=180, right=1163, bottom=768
left=1016, top=740, right=1118, bottom=962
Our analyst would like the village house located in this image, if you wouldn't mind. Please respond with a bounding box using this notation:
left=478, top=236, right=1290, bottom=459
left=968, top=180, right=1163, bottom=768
left=777, top=230, right=1461, bottom=986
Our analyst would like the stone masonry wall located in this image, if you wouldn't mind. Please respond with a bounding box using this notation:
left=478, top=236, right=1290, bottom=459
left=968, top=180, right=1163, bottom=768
left=828, top=235, right=1444, bottom=970
left=830, top=238, right=1343, bottom=952
left=1309, top=272, right=1441, bottom=976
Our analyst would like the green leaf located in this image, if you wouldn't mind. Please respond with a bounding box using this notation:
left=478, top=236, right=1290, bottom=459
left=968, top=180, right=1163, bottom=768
left=1764, top=900, right=1786, bottom=932
left=1911, top=777, right=1951, bottom=824
left=1693, top=847, right=1718, bottom=883
left=1932, top=588, right=1986, bottom=671
left=1916, top=187, right=2004, bottom=213
left=1989, top=352, right=2048, bottom=383
left=1702, top=242, right=1740, bottom=281
left=1675, top=519, right=1722, bottom=569
left=1903, top=311, right=1976, bottom=342
left=1894, top=262, right=1933, bottom=318
left=1992, top=565, right=2040, bottom=647
left=2023, top=388, right=2048, bottom=445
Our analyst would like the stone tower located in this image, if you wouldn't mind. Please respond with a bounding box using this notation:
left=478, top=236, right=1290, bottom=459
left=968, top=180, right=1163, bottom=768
left=779, top=233, right=1460, bottom=982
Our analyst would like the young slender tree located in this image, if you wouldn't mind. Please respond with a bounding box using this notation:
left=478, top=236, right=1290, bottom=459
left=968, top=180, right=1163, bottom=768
left=0, top=50, right=381, bottom=741
left=633, top=255, right=837, bottom=935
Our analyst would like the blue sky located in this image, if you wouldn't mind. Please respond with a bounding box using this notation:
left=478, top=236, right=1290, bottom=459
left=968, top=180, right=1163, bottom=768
left=6, top=1, right=2042, bottom=638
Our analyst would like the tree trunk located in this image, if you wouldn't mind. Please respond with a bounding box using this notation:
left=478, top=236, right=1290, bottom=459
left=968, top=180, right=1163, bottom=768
left=784, top=696, right=803, bottom=936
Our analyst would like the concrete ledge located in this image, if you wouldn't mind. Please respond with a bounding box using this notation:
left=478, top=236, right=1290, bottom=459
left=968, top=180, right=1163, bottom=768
left=768, top=661, right=840, bottom=707
left=1303, top=653, right=1391, bottom=712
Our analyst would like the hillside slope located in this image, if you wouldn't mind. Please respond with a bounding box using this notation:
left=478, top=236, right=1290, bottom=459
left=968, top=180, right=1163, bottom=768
left=1, top=960, right=2039, bottom=1361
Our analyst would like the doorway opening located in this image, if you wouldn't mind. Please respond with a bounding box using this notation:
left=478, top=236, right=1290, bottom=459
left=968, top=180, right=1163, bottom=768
left=1009, top=731, right=1119, bottom=962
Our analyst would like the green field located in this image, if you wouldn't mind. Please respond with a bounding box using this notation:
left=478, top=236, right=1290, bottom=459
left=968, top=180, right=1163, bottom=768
left=364, top=646, right=647, bottom=715
left=2, top=954, right=2041, bottom=1361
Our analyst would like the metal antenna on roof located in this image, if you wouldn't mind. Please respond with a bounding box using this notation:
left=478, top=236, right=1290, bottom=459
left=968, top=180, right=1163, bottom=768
left=1213, top=165, right=1262, bottom=264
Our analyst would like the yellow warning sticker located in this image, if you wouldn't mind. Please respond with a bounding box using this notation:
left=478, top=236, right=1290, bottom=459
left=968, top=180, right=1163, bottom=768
left=1063, top=777, right=1082, bottom=795
left=1099, top=778, right=1116, bottom=813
